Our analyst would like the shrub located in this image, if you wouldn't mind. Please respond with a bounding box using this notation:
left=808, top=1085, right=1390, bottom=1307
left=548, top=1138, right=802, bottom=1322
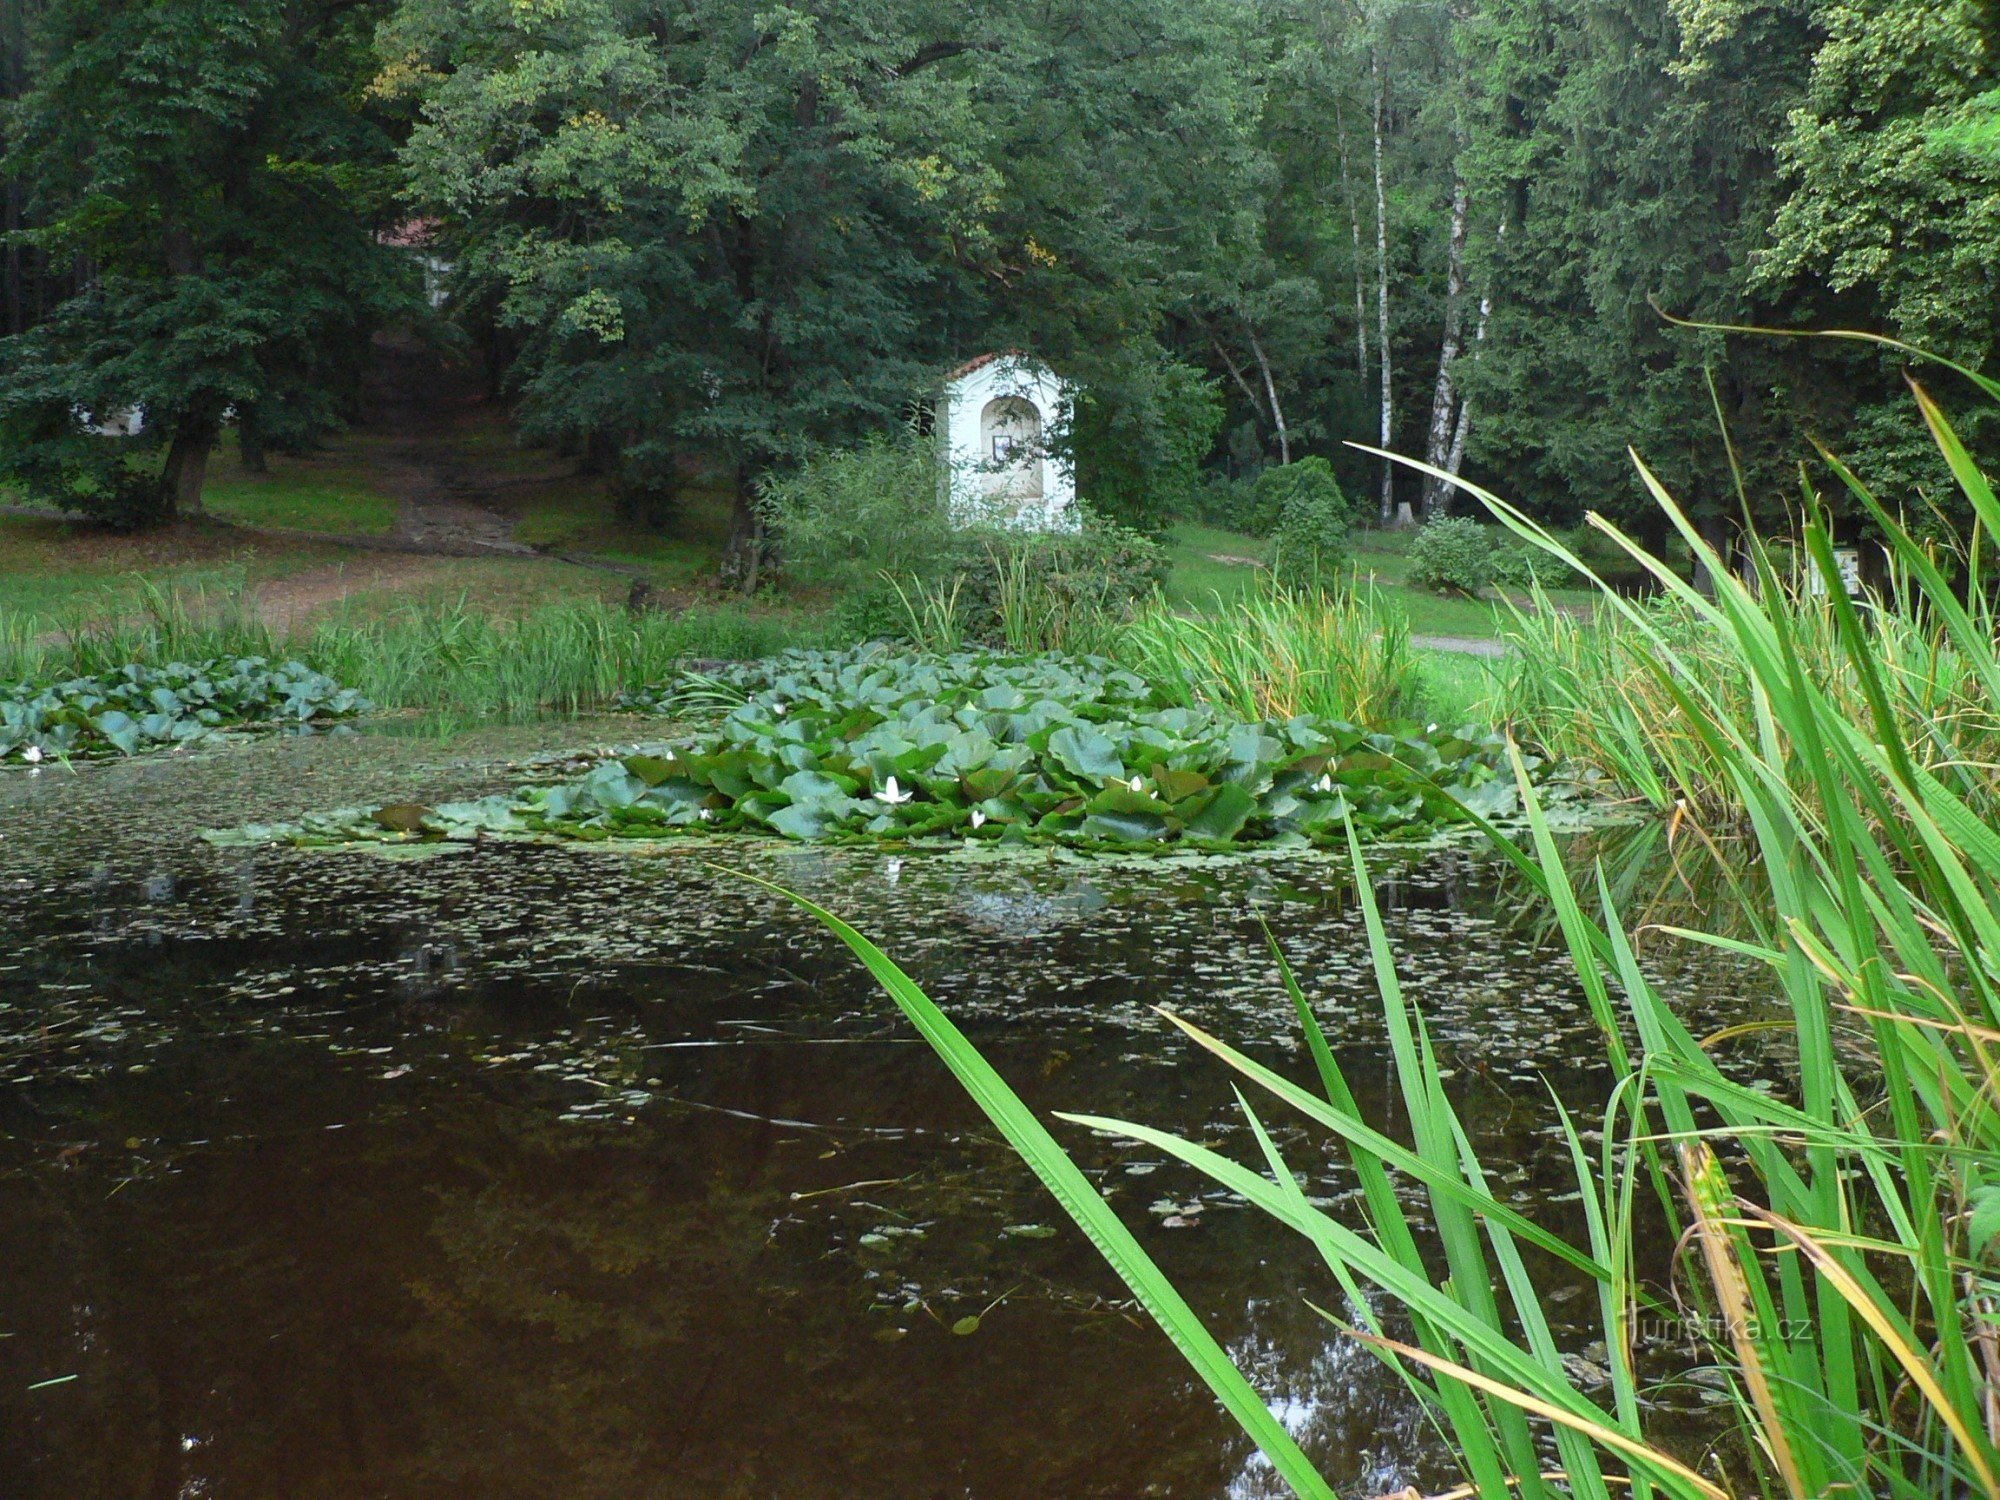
left=1187, top=472, right=1277, bottom=535
left=1261, top=459, right=1352, bottom=585
left=1486, top=542, right=1547, bottom=591
left=958, top=522, right=1167, bottom=641
left=757, top=429, right=954, bottom=596
left=1407, top=515, right=1494, bottom=595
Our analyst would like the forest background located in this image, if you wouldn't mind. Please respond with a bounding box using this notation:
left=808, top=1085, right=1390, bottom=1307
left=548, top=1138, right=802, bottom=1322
left=1, top=0, right=1995, bottom=567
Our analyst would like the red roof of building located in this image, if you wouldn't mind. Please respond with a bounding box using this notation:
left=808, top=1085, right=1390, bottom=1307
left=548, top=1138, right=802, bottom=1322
left=942, top=349, right=1031, bottom=382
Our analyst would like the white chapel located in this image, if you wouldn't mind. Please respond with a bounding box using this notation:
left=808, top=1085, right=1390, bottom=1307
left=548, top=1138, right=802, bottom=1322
left=938, top=353, right=1077, bottom=530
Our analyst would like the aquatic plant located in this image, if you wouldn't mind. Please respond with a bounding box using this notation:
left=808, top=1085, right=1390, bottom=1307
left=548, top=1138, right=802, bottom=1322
left=1113, top=579, right=1422, bottom=725
left=783, top=363, right=2000, bottom=1498
left=0, top=656, right=365, bottom=762
left=1498, top=557, right=2000, bottom=827
left=2, top=592, right=829, bottom=724
left=271, top=646, right=1531, bottom=849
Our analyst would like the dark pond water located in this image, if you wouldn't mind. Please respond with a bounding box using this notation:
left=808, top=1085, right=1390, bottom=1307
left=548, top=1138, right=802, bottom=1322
left=0, top=724, right=1761, bottom=1499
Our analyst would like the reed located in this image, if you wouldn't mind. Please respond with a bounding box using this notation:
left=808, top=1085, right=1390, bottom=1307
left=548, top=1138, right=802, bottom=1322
left=782, top=363, right=2000, bottom=1499
left=1, top=588, right=824, bottom=716
left=1115, top=576, right=1423, bottom=726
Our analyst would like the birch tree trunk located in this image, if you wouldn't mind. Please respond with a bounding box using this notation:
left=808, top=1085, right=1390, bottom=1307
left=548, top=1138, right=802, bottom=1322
left=1334, top=94, right=1368, bottom=382
left=1249, top=332, right=1290, bottom=466
left=1419, top=166, right=1470, bottom=520
left=1444, top=216, right=1503, bottom=485
left=1372, top=49, right=1402, bottom=527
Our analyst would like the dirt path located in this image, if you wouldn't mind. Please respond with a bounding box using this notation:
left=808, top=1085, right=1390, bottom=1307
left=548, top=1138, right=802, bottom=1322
left=365, top=335, right=541, bottom=558
left=1411, top=633, right=1508, bottom=658
left=249, top=555, right=454, bottom=634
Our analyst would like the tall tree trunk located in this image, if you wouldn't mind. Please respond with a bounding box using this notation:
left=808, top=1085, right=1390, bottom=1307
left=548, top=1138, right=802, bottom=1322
left=163, top=421, right=214, bottom=519
left=237, top=409, right=268, bottom=474
left=1333, top=94, right=1368, bottom=382
left=1444, top=216, right=1503, bottom=485
left=1420, top=167, right=1471, bottom=520
left=1249, top=332, right=1290, bottom=466
left=1371, top=50, right=1403, bottom=528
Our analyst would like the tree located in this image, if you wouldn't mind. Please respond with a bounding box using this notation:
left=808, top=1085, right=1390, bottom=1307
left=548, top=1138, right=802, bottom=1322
left=384, top=0, right=1267, bottom=565
left=1452, top=0, right=1820, bottom=550
left=0, top=0, right=409, bottom=524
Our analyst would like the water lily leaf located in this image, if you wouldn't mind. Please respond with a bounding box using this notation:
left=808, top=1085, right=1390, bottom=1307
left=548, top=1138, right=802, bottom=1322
left=623, top=754, right=680, bottom=786
left=1183, top=782, right=1258, bottom=841
left=1047, top=724, right=1123, bottom=781
left=1087, top=785, right=1169, bottom=817
left=960, top=766, right=1018, bottom=801
left=370, top=803, right=437, bottom=833
left=1152, top=766, right=1211, bottom=802
left=760, top=804, right=832, bottom=840
left=1081, top=809, right=1171, bottom=843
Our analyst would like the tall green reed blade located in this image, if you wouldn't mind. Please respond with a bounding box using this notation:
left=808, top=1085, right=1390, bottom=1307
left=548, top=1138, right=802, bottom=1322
left=723, top=867, right=1337, bottom=1500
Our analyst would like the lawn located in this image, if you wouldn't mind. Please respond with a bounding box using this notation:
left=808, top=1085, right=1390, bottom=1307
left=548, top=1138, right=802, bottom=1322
left=203, top=432, right=405, bottom=535
left=0, top=515, right=350, bottom=630
left=1164, top=522, right=1597, bottom=640
left=503, top=479, right=740, bottom=582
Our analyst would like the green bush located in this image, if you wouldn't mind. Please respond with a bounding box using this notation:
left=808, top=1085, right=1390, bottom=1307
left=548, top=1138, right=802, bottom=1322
left=1187, top=473, right=1277, bottom=535
left=1262, top=459, right=1352, bottom=585
left=1407, top=515, right=1495, bottom=595
left=757, top=429, right=954, bottom=596
left=1487, top=542, right=1548, bottom=591
left=1557, top=521, right=1653, bottom=592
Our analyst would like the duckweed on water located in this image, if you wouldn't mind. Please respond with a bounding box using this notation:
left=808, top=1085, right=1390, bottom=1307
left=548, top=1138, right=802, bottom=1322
left=2, top=657, right=367, bottom=763
left=239, top=647, right=1535, bottom=851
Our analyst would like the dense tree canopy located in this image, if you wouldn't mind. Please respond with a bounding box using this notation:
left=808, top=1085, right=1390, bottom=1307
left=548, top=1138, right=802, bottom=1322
left=0, top=0, right=1993, bottom=542
left=0, top=0, right=408, bottom=523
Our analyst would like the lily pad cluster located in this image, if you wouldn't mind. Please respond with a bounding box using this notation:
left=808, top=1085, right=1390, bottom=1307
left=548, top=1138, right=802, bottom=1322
left=2, top=658, right=368, bottom=764
left=276, top=648, right=1530, bottom=851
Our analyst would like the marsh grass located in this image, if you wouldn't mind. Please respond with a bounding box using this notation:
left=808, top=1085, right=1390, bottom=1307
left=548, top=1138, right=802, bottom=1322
left=0, top=584, right=825, bottom=720
left=785, top=361, right=2000, bottom=1499
left=1499, top=556, right=2000, bottom=825
left=1115, top=578, right=1423, bottom=725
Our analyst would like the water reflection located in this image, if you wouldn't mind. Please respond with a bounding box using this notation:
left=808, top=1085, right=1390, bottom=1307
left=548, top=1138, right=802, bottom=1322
left=0, top=729, right=1744, bottom=1498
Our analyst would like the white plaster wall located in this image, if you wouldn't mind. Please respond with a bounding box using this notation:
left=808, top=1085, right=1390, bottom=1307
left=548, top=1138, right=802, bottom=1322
left=940, top=357, right=1077, bottom=530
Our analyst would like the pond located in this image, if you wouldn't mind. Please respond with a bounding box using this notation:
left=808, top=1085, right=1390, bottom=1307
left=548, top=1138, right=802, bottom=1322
left=0, top=724, right=1754, bottom=1498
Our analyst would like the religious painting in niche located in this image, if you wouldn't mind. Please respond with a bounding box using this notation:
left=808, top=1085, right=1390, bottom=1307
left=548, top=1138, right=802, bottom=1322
left=978, top=396, right=1044, bottom=503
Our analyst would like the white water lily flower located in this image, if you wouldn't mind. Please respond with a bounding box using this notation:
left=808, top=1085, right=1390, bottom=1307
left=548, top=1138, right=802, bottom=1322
left=1313, top=773, right=1334, bottom=794
left=970, top=809, right=987, bottom=829
left=698, top=808, right=713, bottom=821
left=874, top=775, right=913, bottom=806
left=1426, top=723, right=1438, bottom=734
left=22, top=745, right=42, bottom=764
left=772, top=701, right=786, bottom=716
left=1127, top=774, right=1145, bottom=793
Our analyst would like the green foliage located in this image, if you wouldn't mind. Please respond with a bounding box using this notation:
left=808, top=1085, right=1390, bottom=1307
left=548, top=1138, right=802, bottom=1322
left=1262, top=458, right=1352, bottom=583
left=1485, top=543, right=1544, bottom=590
left=0, top=0, right=410, bottom=522
left=0, top=657, right=364, bottom=761
left=781, top=363, right=2000, bottom=1500
left=1067, top=352, right=1227, bottom=530
left=386, top=0, right=1264, bottom=523
left=1186, top=473, right=1276, bottom=536
left=1406, top=516, right=1495, bottom=596
left=2, top=590, right=828, bottom=723
left=947, top=525, right=1169, bottom=649
left=769, top=450, right=1169, bottom=649
left=1762, top=0, right=2000, bottom=363
left=758, top=430, right=952, bottom=598
left=286, top=646, right=1526, bottom=849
